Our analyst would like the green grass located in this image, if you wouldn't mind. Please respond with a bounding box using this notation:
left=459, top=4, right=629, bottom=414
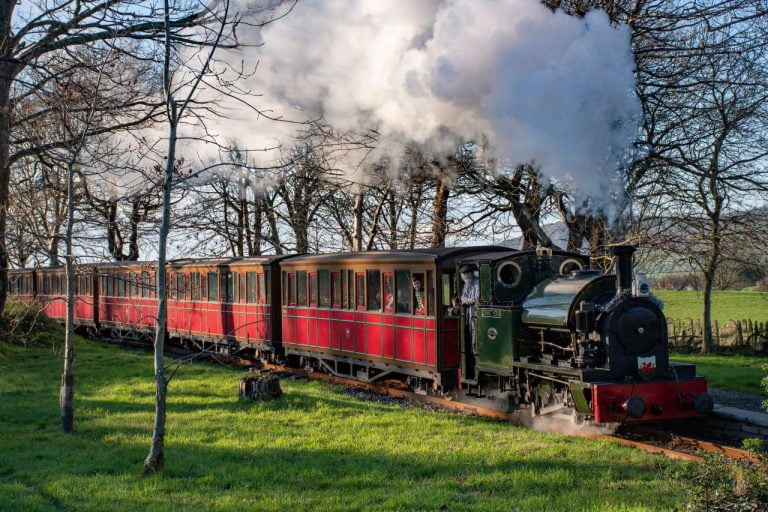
left=0, top=338, right=691, bottom=511
left=670, top=353, right=767, bottom=396
left=655, top=290, right=768, bottom=324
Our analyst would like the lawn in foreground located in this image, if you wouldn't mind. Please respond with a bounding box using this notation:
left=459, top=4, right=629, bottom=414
left=0, top=338, right=688, bottom=512
left=670, top=353, right=767, bottom=396
left=654, top=290, right=768, bottom=324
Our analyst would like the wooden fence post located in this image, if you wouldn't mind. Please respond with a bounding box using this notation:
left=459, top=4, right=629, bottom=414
left=714, top=320, right=719, bottom=347
left=736, top=320, right=744, bottom=345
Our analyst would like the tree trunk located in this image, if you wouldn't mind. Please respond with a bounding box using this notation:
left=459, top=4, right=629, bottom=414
left=265, top=198, right=282, bottom=254
left=701, top=271, right=714, bottom=354
left=0, top=56, right=21, bottom=315
left=430, top=180, right=449, bottom=248
left=144, top=112, right=176, bottom=475
left=249, top=196, right=262, bottom=256
left=60, top=161, right=77, bottom=432
left=701, top=233, right=720, bottom=354
left=352, top=190, right=363, bottom=252
left=48, top=235, right=61, bottom=266
left=126, top=199, right=141, bottom=261
left=387, top=190, right=397, bottom=250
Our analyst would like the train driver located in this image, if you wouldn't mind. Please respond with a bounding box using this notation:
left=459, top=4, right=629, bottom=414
left=460, top=264, right=480, bottom=353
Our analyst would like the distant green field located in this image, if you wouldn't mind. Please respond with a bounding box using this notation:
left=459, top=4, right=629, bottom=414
left=0, top=338, right=689, bottom=511
left=670, top=353, right=767, bottom=396
left=655, top=290, right=768, bottom=323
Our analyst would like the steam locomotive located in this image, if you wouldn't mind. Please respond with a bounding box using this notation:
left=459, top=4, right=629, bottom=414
left=8, top=245, right=714, bottom=424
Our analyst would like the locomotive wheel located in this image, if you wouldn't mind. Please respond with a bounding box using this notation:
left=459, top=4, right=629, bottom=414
left=571, top=410, right=585, bottom=425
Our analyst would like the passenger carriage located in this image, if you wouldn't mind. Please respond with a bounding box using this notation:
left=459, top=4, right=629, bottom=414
left=163, top=256, right=289, bottom=353
left=11, top=266, right=97, bottom=325
left=278, top=247, right=508, bottom=392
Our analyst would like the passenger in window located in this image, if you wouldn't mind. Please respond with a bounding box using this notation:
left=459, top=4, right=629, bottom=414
left=384, top=291, right=394, bottom=311
left=412, top=274, right=425, bottom=314
left=460, top=264, right=480, bottom=353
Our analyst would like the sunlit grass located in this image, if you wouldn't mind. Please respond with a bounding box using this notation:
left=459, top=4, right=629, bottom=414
left=655, top=290, right=768, bottom=324
left=670, top=353, right=767, bottom=396
left=0, top=337, right=690, bottom=511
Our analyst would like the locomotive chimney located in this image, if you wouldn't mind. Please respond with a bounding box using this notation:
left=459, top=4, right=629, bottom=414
left=612, top=245, right=636, bottom=293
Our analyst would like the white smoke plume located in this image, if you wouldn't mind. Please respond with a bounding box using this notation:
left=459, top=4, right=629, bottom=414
left=220, top=0, right=641, bottom=205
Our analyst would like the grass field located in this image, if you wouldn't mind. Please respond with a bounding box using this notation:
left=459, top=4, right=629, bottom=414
left=654, top=290, right=768, bottom=324
left=0, top=338, right=691, bottom=512
left=670, top=353, right=767, bottom=396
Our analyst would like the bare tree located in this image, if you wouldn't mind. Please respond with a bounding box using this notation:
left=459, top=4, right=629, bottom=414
left=144, top=0, right=291, bottom=473
left=0, top=0, right=230, bottom=314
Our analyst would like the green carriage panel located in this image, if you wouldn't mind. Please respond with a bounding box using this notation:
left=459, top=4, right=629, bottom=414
left=476, top=307, right=521, bottom=369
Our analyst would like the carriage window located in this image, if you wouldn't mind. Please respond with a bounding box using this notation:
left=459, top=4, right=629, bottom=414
left=106, top=274, right=113, bottom=296
left=412, top=272, right=426, bottom=315
left=282, top=272, right=288, bottom=304
left=355, top=273, right=365, bottom=309
left=309, top=272, right=318, bottom=307
left=348, top=270, right=355, bottom=310
left=190, top=272, right=200, bottom=300
left=239, top=273, right=246, bottom=302
left=118, top=274, right=126, bottom=297
left=222, top=271, right=235, bottom=303
left=259, top=272, right=267, bottom=303
left=332, top=272, right=341, bottom=308
left=297, top=271, right=307, bottom=306
left=383, top=273, right=394, bottom=313
left=141, top=271, right=150, bottom=298
left=340, top=271, right=346, bottom=309
left=166, top=272, right=174, bottom=299
left=264, top=268, right=271, bottom=302
left=319, top=270, right=330, bottom=308
left=427, top=271, right=435, bottom=316
left=177, top=274, right=186, bottom=300
left=395, top=270, right=411, bottom=314
left=208, top=272, right=219, bottom=301
left=367, top=270, right=381, bottom=311
left=288, top=272, right=297, bottom=305
left=247, top=272, right=256, bottom=303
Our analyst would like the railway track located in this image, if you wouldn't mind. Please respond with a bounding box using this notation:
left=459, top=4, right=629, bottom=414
left=95, top=334, right=760, bottom=464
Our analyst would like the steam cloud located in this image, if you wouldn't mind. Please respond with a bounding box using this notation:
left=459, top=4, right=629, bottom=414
left=225, top=0, right=641, bottom=205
